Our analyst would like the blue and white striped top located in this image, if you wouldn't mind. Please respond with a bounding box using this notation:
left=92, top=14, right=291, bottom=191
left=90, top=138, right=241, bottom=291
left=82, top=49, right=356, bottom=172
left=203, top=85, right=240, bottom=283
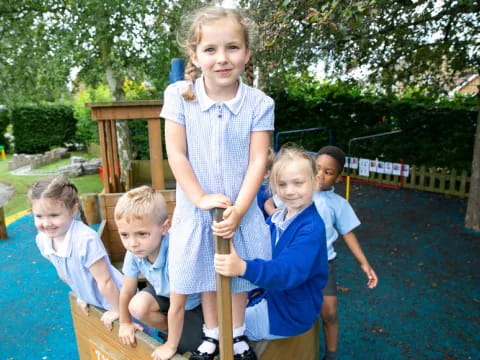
left=160, top=76, right=274, bottom=294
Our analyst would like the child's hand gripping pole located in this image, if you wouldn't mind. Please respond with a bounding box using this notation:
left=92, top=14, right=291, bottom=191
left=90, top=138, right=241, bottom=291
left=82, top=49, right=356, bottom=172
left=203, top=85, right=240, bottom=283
left=213, top=208, right=234, bottom=360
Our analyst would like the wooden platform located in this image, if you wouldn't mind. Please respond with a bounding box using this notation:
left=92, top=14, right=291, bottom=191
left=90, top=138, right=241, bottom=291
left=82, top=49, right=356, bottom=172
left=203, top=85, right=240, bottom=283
left=76, top=190, right=320, bottom=360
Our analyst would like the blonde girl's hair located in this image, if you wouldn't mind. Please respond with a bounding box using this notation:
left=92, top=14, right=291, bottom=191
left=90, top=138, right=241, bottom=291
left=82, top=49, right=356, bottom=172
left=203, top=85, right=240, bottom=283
left=177, top=6, right=258, bottom=100
left=114, top=186, right=168, bottom=225
left=269, top=144, right=317, bottom=195
left=28, top=176, right=87, bottom=223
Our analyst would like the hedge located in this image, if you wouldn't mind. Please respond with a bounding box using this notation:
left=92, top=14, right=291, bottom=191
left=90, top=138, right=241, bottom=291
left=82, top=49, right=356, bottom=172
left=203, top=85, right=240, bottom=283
left=270, top=81, right=477, bottom=171
left=12, top=105, right=76, bottom=154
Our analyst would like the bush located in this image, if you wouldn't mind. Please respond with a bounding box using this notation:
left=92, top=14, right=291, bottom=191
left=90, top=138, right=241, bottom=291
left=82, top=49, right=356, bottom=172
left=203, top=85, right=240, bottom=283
left=12, top=105, right=76, bottom=154
left=270, top=76, right=477, bottom=171
left=0, top=109, right=9, bottom=151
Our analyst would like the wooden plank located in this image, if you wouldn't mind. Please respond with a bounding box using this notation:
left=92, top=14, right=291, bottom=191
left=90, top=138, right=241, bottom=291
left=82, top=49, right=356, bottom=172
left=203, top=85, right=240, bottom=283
left=82, top=193, right=100, bottom=225
left=0, top=207, right=7, bottom=240
left=97, top=122, right=111, bottom=193
left=110, top=119, right=121, bottom=192
left=255, top=321, right=319, bottom=360
left=148, top=118, right=165, bottom=190
left=69, top=292, right=188, bottom=360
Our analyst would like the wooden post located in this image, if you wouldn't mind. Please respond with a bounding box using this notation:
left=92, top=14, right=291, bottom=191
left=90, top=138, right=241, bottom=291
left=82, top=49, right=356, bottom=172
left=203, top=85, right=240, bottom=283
left=213, top=208, right=233, bottom=360
left=82, top=193, right=100, bottom=225
left=0, top=207, right=7, bottom=240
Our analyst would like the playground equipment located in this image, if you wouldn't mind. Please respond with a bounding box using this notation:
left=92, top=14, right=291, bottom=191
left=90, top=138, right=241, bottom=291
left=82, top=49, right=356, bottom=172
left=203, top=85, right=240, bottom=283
left=0, top=145, right=5, bottom=161
left=74, top=100, right=321, bottom=360
left=346, top=130, right=403, bottom=201
left=274, top=127, right=333, bottom=152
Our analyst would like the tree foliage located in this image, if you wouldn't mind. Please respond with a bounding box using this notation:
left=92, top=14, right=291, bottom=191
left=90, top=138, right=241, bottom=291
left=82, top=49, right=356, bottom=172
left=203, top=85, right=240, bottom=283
left=241, top=0, right=479, bottom=92
left=0, top=0, right=205, bottom=104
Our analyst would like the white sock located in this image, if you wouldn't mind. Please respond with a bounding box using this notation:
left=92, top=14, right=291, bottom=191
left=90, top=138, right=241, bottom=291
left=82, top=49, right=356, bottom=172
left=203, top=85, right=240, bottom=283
left=233, top=324, right=249, bottom=355
left=197, top=325, right=219, bottom=354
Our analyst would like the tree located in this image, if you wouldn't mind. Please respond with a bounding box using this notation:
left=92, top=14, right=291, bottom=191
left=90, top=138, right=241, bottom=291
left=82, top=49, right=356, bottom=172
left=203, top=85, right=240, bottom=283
left=241, top=0, right=479, bottom=230
left=1, top=0, right=204, bottom=183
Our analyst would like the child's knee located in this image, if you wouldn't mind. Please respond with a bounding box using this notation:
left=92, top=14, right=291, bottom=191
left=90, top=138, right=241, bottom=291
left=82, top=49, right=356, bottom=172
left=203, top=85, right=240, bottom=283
left=128, top=295, right=154, bottom=320
left=321, top=299, right=338, bottom=325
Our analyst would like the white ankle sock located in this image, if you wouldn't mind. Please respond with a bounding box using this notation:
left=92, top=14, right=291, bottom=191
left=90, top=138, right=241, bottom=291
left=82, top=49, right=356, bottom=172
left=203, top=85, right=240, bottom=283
left=233, top=324, right=249, bottom=355
left=197, top=325, right=219, bottom=354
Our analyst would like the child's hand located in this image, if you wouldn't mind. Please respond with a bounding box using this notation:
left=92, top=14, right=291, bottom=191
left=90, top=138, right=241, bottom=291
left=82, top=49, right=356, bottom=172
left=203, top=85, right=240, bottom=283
left=151, top=343, right=177, bottom=360
left=212, top=205, right=242, bottom=239
left=361, top=263, right=378, bottom=289
left=214, top=240, right=247, bottom=277
left=100, top=310, right=119, bottom=331
left=119, top=322, right=144, bottom=347
left=196, top=193, right=232, bottom=210
left=76, top=298, right=89, bottom=316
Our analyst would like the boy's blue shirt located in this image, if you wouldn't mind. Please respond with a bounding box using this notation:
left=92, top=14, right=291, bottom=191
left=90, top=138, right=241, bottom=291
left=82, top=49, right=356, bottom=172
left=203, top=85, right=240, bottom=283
left=122, top=233, right=200, bottom=311
left=242, top=203, right=328, bottom=336
left=313, top=187, right=360, bottom=260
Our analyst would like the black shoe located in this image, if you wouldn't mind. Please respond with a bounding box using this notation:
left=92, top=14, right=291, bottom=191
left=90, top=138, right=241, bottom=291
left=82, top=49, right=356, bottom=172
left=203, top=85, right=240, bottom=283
left=190, top=336, right=219, bottom=360
left=233, top=335, right=257, bottom=360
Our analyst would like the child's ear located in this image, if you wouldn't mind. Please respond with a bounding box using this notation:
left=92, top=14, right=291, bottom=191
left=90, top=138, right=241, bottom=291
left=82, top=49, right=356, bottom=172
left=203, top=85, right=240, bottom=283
left=189, top=50, right=199, bottom=68
left=72, top=202, right=80, bottom=218
left=161, top=218, right=171, bottom=235
left=244, top=48, right=251, bottom=65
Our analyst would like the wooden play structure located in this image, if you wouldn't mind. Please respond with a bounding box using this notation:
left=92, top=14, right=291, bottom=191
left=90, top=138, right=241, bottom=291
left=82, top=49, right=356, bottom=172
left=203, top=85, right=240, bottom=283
left=72, top=101, right=320, bottom=360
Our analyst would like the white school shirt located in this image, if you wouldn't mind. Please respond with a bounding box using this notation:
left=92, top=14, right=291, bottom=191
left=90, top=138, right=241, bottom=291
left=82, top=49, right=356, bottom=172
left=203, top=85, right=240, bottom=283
left=122, top=234, right=200, bottom=311
left=312, top=188, right=361, bottom=260
left=36, top=219, right=123, bottom=310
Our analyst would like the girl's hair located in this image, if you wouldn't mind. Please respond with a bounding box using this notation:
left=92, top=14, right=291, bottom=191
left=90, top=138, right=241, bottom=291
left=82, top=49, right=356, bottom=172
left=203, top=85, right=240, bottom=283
left=28, top=176, right=87, bottom=223
left=178, top=6, right=258, bottom=100
left=114, top=186, right=167, bottom=225
left=316, top=145, right=346, bottom=174
left=269, top=144, right=317, bottom=194
left=266, top=147, right=276, bottom=172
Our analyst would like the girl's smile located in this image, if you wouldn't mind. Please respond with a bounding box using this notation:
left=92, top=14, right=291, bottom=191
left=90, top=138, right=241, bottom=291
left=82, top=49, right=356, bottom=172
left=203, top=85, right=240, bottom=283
left=31, top=198, right=78, bottom=243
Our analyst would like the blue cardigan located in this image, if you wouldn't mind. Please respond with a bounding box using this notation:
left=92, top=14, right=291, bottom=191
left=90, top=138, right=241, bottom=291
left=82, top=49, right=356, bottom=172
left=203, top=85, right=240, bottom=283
left=242, top=203, right=328, bottom=336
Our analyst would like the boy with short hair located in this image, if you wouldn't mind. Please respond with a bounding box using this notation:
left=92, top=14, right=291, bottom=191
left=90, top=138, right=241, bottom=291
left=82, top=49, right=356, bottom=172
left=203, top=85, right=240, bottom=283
left=315, top=145, right=378, bottom=360
left=114, top=186, right=203, bottom=354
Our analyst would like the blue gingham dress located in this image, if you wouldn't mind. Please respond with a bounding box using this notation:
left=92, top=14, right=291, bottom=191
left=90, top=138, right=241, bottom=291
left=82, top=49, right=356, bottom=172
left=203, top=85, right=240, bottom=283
left=160, top=76, right=274, bottom=294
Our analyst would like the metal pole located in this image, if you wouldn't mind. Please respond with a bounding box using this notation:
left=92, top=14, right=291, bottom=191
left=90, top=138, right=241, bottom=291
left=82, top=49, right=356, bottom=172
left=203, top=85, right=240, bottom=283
left=346, top=129, right=402, bottom=201
left=213, top=208, right=234, bottom=360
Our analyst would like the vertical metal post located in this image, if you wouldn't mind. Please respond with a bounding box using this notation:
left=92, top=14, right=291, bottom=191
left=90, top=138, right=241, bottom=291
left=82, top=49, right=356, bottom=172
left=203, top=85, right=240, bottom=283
left=213, top=208, right=234, bottom=360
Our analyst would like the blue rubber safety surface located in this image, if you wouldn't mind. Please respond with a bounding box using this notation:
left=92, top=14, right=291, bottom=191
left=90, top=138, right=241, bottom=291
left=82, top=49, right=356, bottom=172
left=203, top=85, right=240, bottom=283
left=0, top=182, right=479, bottom=360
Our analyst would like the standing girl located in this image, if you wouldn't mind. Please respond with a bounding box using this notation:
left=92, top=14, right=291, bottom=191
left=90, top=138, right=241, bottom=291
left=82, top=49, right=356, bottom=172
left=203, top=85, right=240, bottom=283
left=28, top=176, right=122, bottom=330
left=159, top=6, right=273, bottom=360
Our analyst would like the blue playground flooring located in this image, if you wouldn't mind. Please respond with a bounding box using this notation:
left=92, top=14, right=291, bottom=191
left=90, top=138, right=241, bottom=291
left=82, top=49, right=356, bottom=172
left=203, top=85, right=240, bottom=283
left=0, top=182, right=479, bottom=359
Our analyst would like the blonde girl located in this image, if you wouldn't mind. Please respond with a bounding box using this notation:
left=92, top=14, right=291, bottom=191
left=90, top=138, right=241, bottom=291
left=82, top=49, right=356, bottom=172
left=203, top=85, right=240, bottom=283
left=214, top=145, right=329, bottom=342
left=28, top=176, right=122, bottom=330
left=159, top=6, right=273, bottom=360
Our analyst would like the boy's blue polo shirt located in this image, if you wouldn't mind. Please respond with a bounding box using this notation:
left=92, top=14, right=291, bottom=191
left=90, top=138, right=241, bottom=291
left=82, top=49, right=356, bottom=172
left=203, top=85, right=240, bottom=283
left=122, top=234, right=200, bottom=311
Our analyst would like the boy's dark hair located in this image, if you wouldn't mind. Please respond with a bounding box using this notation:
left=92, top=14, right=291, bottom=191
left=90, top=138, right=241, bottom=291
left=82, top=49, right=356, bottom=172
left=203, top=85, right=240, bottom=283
left=316, top=145, right=346, bottom=173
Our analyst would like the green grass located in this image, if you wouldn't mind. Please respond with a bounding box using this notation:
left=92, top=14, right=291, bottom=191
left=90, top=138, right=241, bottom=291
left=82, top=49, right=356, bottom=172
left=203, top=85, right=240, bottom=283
left=0, top=152, right=104, bottom=218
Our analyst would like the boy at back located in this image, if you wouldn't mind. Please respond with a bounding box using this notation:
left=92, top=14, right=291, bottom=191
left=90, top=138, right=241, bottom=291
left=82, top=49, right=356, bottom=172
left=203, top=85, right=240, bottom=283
left=114, top=186, right=203, bottom=355
left=314, top=146, right=379, bottom=360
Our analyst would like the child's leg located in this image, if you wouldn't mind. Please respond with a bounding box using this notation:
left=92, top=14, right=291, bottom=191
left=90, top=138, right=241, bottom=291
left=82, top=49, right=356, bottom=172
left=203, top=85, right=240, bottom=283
left=128, top=286, right=168, bottom=330
left=321, top=260, right=339, bottom=360
left=232, top=292, right=257, bottom=359
left=321, top=295, right=339, bottom=359
left=152, top=292, right=187, bottom=360
left=194, top=291, right=219, bottom=356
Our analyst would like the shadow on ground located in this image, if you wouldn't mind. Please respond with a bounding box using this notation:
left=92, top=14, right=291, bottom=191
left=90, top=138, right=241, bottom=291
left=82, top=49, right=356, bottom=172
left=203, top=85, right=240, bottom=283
left=0, top=182, right=479, bottom=359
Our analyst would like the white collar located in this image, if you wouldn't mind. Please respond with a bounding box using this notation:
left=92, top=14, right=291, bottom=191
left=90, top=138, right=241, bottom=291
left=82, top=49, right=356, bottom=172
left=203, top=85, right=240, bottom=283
left=195, top=75, right=246, bottom=115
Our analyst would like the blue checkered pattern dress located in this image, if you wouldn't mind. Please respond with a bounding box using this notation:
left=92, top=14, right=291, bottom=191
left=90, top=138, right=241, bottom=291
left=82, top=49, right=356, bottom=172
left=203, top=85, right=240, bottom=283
left=160, top=77, right=274, bottom=294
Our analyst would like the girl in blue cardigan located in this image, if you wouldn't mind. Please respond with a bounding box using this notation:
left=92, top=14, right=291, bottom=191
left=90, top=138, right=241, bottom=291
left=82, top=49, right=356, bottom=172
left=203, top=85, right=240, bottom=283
left=214, top=145, right=329, bottom=341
